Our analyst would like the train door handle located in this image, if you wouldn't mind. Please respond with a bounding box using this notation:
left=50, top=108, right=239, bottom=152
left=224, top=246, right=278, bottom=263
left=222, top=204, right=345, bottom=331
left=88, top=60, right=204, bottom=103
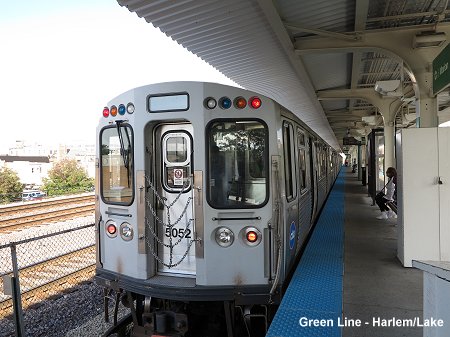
left=158, top=198, right=167, bottom=210
left=438, top=177, right=443, bottom=185
left=194, top=186, right=202, bottom=206
left=138, top=185, right=144, bottom=204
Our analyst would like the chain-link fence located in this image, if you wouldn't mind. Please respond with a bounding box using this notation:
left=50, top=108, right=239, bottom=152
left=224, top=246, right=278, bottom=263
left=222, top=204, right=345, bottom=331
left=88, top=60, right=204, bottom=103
left=0, top=223, right=95, bottom=335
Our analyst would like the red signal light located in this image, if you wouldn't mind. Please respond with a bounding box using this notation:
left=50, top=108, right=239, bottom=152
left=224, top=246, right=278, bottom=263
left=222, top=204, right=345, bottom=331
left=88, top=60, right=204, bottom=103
left=103, top=107, right=109, bottom=117
left=249, top=97, right=262, bottom=109
left=107, top=223, right=117, bottom=235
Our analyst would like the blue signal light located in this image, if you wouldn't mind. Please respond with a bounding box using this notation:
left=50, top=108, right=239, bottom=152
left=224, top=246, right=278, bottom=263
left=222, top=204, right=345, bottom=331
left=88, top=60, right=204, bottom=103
left=118, top=104, right=126, bottom=115
left=219, top=97, right=232, bottom=109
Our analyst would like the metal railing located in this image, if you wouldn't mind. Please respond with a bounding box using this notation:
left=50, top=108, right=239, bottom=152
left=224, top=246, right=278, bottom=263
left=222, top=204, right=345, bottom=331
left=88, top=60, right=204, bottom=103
left=0, top=223, right=95, bottom=336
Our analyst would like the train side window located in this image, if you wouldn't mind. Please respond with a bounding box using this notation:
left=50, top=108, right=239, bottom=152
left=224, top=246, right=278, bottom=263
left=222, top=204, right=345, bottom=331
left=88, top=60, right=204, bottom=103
left=322, top=146, right=328, bottom=178
left=297, top=129, right=307, bottom=192
left=100, top=124, right=134, bottom=205
left=317, top=144, right=327, bottom=179
left=206, top=120, right=268, bottom=209
left=283, top=122, right=296, bottom=201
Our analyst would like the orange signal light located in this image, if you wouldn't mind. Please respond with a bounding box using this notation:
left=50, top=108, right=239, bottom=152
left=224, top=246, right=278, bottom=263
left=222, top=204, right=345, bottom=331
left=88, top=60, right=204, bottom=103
left=246, top=231, right=258, bottom=243
left=110, top=105, right=118, bottom=117
left=235, top=97, right=247, bottom=109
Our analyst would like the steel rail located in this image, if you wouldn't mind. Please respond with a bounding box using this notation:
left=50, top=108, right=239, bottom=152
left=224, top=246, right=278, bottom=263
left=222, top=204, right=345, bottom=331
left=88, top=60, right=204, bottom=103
left=0, top=194, right=94, bottom=216
left=0, top=204, right=95, bottom=233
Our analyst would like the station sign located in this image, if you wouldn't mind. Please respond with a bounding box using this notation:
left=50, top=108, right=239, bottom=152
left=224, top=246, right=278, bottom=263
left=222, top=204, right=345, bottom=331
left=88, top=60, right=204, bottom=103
left=343, top=137, right=361, bottom=146
left=433, top=43, right=450, bottom=95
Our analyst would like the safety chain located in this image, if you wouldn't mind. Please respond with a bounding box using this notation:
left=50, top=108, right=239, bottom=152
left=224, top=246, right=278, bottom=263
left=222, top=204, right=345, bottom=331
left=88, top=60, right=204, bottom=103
left=145, top=236, right=198, bottom=268
left=146, top=195, right=193, bottom=228
left=146, top=175, right=189, bottom=208
left=144, top=175, right=199, bottom=268
left=145, top=217, right=194, bottom=248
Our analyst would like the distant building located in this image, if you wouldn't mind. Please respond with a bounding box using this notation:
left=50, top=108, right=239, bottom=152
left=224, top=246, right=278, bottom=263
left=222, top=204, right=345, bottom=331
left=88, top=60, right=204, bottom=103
left=57, top=142, right=95, bottom=178
left=0, top=140, right=95, bottom=186
left=0, top=155, right=51, bottom=187
left=8, top=141, right=57, bottom=157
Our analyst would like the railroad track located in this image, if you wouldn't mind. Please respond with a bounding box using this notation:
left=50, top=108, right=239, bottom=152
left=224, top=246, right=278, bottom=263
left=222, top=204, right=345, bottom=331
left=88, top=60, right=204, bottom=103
left=0, top=204, right=95, bottom=233
left=0, top=198, right=97, bottom=322
left=0, top=245, right=96, bottom=319
left=0, top=194, right=95, bottom=217
left=0, top=194, right=96, bottom=234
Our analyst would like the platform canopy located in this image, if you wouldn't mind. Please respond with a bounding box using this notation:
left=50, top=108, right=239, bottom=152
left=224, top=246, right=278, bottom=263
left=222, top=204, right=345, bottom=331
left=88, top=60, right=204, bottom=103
left=117, top=0, right=450, bottom=150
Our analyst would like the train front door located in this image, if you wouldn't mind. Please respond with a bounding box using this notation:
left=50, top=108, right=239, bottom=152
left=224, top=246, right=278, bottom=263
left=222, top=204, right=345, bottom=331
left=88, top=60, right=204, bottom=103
left=154, top=124, right=196, bottom=276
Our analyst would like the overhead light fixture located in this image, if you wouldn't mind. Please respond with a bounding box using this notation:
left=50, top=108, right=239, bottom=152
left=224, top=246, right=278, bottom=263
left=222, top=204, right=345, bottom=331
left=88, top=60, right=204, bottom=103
left=374, top=80, right=402, bottom=96
left=362, top=115, right=383, bottom=126
left=413, top=31, right=446, bottom=48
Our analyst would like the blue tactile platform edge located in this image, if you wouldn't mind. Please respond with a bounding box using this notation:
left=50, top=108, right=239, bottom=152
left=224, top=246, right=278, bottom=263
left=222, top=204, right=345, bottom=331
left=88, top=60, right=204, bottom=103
left=267, top=171, right=345, bottom=337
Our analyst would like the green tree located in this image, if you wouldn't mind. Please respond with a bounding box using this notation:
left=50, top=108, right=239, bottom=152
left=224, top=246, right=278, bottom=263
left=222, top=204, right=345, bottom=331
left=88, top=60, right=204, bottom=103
left=0, top=167, right=23, bottom=203
left=43, top=158, right=94, bottom=196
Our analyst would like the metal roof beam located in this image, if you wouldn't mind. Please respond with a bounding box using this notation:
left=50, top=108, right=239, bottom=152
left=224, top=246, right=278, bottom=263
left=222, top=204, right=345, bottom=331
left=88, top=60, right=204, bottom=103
left=327, top=116, right=361, bottom=121
left=349, top=0, right=369, bottom=114
left=284, top=22, right=361, bottom=41
left=253, top=0, right=319, bottom=98
left=367, top=10, right=450, bottom=23
left=295, top=22, right=450, bottom=56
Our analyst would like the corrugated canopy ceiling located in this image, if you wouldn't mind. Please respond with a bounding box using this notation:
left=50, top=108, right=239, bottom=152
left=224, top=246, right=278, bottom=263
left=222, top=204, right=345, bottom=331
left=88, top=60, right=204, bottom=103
left=117, top=0, right=450, bottom=150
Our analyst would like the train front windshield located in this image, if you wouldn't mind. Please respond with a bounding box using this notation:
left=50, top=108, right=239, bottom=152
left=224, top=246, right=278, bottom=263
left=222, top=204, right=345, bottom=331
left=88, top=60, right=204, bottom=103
left=207, top=120, right=268, bottom=208
left=100, top=123, right=134, bottom=205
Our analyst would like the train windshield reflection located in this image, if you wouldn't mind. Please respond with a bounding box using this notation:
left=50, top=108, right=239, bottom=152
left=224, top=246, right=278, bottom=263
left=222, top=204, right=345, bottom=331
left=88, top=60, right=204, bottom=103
left=207, top=120, right=268, bottom=208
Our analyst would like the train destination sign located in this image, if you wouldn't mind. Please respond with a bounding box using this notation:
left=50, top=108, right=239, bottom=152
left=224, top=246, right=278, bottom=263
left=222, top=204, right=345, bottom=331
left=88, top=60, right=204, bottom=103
left=148, top=93, right=189, bottom=112
left=433, top=43, right=450, bottom=95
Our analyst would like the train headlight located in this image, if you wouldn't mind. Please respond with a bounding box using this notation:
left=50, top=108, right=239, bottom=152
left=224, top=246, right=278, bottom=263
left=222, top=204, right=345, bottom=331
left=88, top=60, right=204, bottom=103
left=120, top=222, right=133, bottom=241
left=242, top=227, right=262, bottom=246
left=103, top=107, right=110, bottom=117
left=215, top=227, right=234, bottom=247
left=105, top=220, right=117, bottom=238
left=204, top=97, right=217, bottom=109
left=127, top=103, right=135, bottom=114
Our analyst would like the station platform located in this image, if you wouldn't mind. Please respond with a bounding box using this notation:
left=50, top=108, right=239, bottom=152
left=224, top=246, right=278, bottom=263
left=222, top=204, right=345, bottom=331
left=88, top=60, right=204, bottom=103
left=267, top=169, right=423, bottom=337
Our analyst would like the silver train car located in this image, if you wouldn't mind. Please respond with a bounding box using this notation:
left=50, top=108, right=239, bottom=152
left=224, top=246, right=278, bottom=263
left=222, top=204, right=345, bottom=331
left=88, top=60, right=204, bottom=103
left=95, top=82, right=340, bottom=337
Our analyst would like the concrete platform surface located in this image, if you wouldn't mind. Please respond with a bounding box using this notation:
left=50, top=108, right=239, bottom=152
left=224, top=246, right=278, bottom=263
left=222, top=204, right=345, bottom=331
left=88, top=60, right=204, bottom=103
left=343, top=170, right=423, bottom=337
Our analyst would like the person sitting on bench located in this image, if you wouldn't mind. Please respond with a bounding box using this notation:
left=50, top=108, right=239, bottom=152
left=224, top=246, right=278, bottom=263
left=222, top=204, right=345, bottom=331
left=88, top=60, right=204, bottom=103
left=375, top=167, right=397, bottom=220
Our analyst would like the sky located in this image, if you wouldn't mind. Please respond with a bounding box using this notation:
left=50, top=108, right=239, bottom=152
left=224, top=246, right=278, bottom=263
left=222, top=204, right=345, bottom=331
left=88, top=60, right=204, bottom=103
left=0, top=0, right=236, bottom=153
left=2, top=1, right=449, bottom=155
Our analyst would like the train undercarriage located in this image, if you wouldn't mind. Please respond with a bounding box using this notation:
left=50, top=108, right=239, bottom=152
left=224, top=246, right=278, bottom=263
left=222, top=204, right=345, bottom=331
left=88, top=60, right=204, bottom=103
left=102, top=289, right=279, bottom=337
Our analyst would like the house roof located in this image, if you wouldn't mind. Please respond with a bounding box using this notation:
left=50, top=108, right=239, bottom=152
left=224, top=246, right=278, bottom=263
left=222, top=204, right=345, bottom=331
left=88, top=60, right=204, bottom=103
left=0, top=156, right=50, bottom=163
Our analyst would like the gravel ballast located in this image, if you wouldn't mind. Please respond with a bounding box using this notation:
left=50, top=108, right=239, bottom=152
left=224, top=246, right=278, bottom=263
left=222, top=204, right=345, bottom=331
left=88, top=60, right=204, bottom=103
left=0, top=279, right=130, bottom=337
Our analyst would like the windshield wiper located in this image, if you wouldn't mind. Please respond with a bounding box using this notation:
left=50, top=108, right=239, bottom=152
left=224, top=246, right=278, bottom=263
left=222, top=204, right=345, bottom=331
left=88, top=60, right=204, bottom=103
left=115, top=120, right=132, bottom=187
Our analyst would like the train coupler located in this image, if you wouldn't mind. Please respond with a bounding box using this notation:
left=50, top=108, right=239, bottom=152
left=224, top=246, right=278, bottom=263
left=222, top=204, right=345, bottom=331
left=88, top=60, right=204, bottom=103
left=132, top=311, right=188, bottom=337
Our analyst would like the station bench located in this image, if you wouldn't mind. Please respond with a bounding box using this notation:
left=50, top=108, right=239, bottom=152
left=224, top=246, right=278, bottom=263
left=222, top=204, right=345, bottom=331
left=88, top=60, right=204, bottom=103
left=386, top=200, right=397, bottom=214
